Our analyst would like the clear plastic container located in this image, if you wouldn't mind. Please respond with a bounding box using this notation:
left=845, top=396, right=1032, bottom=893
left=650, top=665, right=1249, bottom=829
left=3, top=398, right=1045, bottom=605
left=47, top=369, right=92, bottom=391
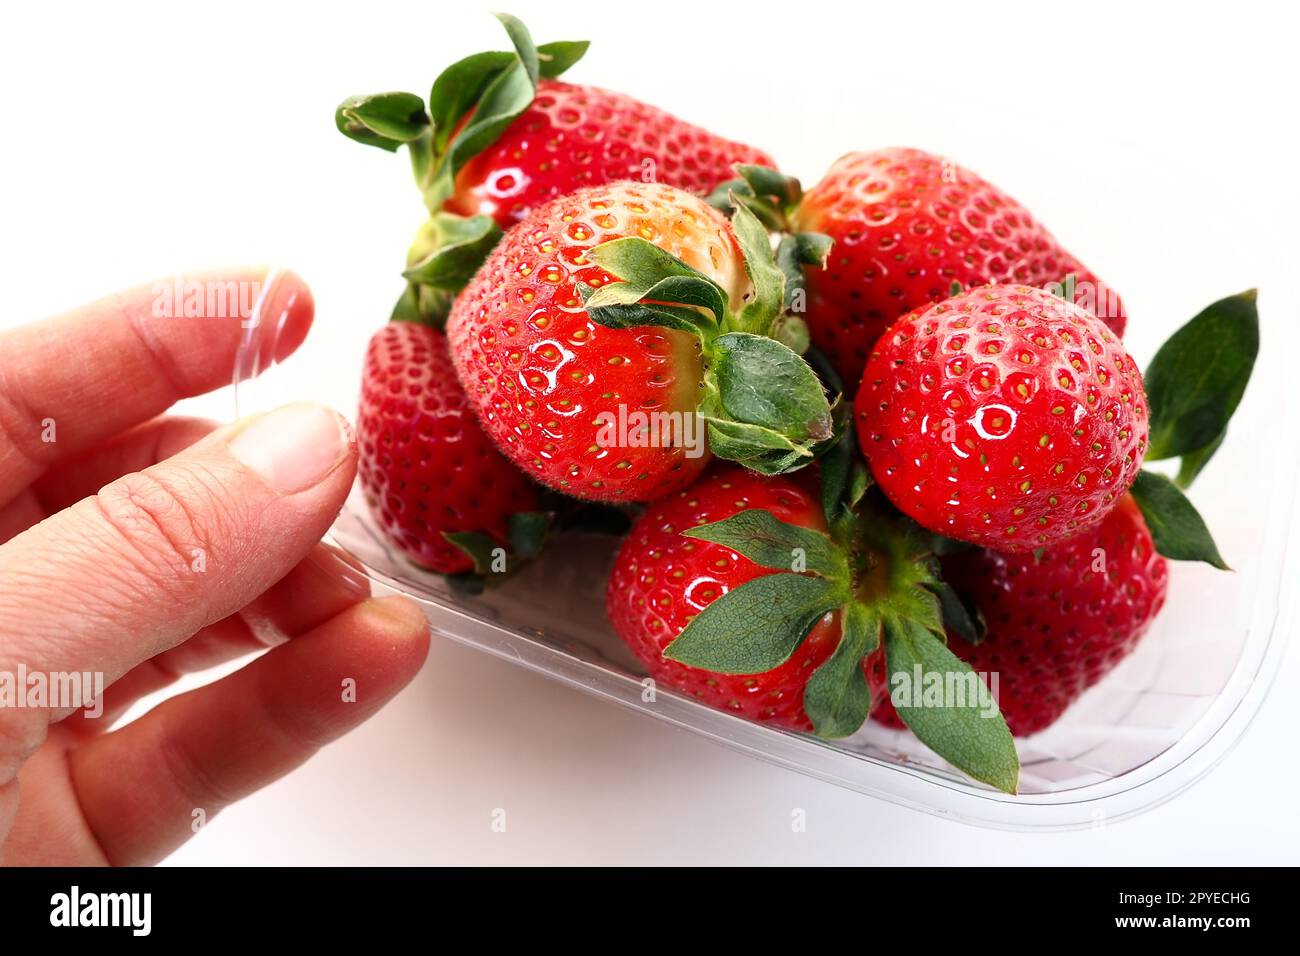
left=231, top=270, right=1297, bottom=832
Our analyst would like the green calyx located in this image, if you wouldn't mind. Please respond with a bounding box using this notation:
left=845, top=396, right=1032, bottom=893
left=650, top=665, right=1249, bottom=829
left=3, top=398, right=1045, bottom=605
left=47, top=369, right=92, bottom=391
left=662, top=464, right=1019, bottom=794
left=1125, top=289, right=1259, bottom=569
left=336, top=13, right=588, bottom=322
left=442, top=510, right=553, bottom=592
left=390, top=213, right=505, bottom=326
left=581, top=199, right=835, bottom=475
left=706, top=164, right=832, bottom=317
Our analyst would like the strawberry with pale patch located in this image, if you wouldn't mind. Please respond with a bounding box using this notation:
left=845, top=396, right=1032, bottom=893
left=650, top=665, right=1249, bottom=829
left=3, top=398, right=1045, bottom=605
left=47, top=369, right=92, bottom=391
left=447, top=181, right=835, bottom=502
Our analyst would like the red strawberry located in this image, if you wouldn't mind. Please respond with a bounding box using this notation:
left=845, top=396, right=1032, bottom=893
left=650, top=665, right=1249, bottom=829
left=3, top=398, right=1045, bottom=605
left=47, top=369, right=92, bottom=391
left=357, top=321, right=541, bottom=574
left=792, top=148, right=1127, bottom=388
left=607, top=463, right=1021, bottom=792
left=447, top=181, right=834, bottom=502
left=444, top=79, right=773, bottom=230
left=869, top=495, right=1168, bottom=736
left=856, top=284, right=1148, bottom=551
left=338, top=14, right=772, bottom=319
left=607, top=468, right=841, bottom=729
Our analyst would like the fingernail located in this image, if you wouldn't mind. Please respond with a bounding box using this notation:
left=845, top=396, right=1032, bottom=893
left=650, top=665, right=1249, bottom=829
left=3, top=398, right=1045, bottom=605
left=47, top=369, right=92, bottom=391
left=228, top=403, right=351, bottom=494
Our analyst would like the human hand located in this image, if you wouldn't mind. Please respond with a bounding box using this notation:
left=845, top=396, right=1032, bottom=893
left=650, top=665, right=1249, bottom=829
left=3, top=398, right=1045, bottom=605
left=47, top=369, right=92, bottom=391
left=0, top=268, right=430, bottom=865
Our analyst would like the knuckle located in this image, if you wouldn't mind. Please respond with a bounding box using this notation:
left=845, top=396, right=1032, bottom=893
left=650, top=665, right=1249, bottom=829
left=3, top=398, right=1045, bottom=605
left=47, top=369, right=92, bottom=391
left=89, top=469, right=227, bottom=594
left=155, top=711, right=236, bottom=811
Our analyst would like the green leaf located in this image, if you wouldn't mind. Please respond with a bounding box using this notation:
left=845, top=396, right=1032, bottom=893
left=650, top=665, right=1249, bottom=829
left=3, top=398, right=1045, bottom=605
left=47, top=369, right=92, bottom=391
left=728, top=201, right=786, bottom=335
left=416, top=16, right=587, bottom=208
left=508, top=511, right=551, bottom=560
left=819, top=428, right=853, bottom=525
left=1176, top=429, right=1225, bottom=489
left=390, top=283, right=453, bottom=327
left=587, top=301, right=716, bottom=336
left=391, top=284, right=420, bottom=324
left=776, top=233, right=832, bottom=314
left=804, top=602, right=880, bottom=738
left=1047, top=273, right=1077, bottom=303
left=536, top=39, right=589, bottom=77
left=772, top=314, right=810, bottom=354
left=710, top=332, right=833, bottom=443
left=443, top=530, right=500, bottom=575
left=883, top=617, right=1019, bottom=794
left=735, top=164, right=803, bottom=208
left=928, top=581, right=986, bottom=645
left=703, top=418, right=813, bottom=474
left=335, top=92, right=429, bottom=151
left=442, top=58, right=535, bottom=180
left=1145, top=290, right=1259, bottom=466
left=847, top=463, right=872, bottom=508
left=704, top=176, right=749, bottom=215
left=683, top=510, right=848, bottom=581
left=597, top=275, right=727, bottom=325
left=664, top=574, right=845, bottom=674
left=427, top=51, right=515, bottom=151
left=586, top=237, right=729, bottom=324
left=402, top=214, right=503, bottom=291
left=493, top=12, right=540, bottom=87
left=1129, top=470, right=1229, bottom=569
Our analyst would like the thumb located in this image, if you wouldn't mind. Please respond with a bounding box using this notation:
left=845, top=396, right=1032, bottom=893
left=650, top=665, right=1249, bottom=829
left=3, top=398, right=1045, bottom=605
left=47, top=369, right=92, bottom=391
left=0, top=403, right=357, bottom=777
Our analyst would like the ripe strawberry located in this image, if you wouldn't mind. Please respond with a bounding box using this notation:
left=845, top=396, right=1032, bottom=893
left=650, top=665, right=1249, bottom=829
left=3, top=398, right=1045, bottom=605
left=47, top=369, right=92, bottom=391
left=443, top=79, right=774, bottom=230
left=856, top=284, right=1148, bottom=551
left=338, top=14, right=772, bottom=320
left=607, top=463, right=1021, bottom=792
left=447, top=181, right=834, bottom=502
left=357, top=321, right=542, bottom=574
left=791, top=148, right=1127, bottom=388
left=869, top=495, right=1169, bottom=736
left=607, top=468, right=843, bottom=729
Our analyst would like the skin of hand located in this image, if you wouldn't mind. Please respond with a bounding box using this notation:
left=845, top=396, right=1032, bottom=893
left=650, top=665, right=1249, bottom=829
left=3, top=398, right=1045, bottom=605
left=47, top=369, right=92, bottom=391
left=0, top=268, right=431, bottom=865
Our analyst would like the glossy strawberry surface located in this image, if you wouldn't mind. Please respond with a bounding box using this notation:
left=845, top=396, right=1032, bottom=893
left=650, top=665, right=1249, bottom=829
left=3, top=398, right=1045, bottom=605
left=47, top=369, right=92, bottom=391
left=448, top=181, right=748, bottom=502
left=444, top=80, right=774, bottom=229
left=794, top=148, right=1127, bottom=388
left=357, top=321, right=539, bottom=573
left=856, top=285, right=1147, bottom=551
left=607, top=467, right=844, bottom=730
left=870, top=496, right=1167, bottom=736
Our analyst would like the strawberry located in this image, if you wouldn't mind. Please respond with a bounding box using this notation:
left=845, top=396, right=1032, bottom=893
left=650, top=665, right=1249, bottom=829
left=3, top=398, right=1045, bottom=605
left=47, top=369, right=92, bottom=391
left=855, top=284, right=1148, bottom=552
left=446, top=180, right=834, bottom=502
left=608, top=462, right=1022, bottom=792
left=607, top=468, right=844, bottom=729
left=337, top=14, right=773, bottom=322
left=357, top=320, right=545, bottom=576
left=868, top=496, right=1169, bottom=736
left=780, top=148, right=1127, bottom=388
left=443, top=79, right=774, bottom=230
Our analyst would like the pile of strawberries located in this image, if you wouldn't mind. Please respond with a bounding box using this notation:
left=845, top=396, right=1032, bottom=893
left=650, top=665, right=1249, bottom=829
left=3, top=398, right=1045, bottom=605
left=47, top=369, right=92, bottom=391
left=339, top=15, right=1259, bottom=792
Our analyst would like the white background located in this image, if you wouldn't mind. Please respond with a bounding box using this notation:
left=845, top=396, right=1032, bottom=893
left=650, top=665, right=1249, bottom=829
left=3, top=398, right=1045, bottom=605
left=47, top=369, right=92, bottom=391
left=2, top=0, right=1298, bottom=863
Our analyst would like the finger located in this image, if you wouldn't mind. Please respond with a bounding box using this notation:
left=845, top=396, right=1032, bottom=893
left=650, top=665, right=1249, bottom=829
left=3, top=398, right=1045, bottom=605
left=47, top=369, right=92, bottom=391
left=32, top=416, right=219, bottom=516
left=77, top=543, right=370, bottom=727
left=0, top=268, right=312, bottom=507
left=68, top=596, right=430, bottom=866
left=0, top=416, right=217, bottom=545
left=0, top=402, right=356, bottom=783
